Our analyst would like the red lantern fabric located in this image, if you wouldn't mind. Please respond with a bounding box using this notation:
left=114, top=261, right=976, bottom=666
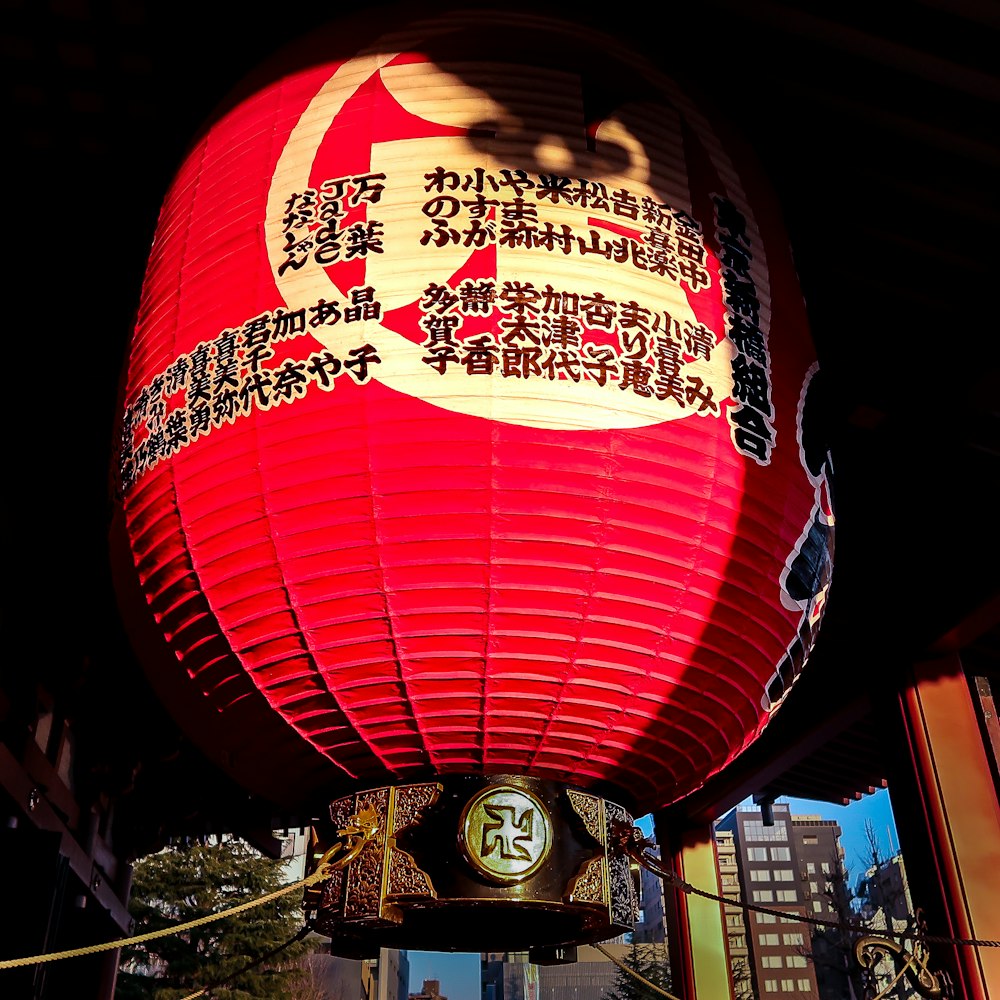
left=112, top=8, right=834, bottom=814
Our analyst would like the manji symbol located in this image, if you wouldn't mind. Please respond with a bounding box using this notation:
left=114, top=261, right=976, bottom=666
left=481, top=803, right=535, bottom=862
left=461, top=786, right=552, bottom=882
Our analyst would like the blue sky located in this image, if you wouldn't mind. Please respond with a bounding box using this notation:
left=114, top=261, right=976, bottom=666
left=404, top=788, right=900, bottom=998
left=776, top=787, right=901, bottom=877
left=407, top=950, right=481, bottom=1000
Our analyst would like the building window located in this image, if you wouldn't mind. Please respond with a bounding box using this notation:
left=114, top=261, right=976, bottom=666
left=759, top=934, right=780, bottom=947
left=797, top=979, right=811, bottom=991
left=757, top=912, right=777, bottom=924
left=764, top=980, right=777, bottom=993
left=744, top=820, right=789, bottom=842
left=762, top=955, right=783, bottom=968
left=753, top=890, right=774, bottom=903
left=821, top=862, right=832, bottom=875
left=730, top=935, right=745, bottom=948
left=806, top=862, right=816, bottom=874
left=786, top=956, right=807, bottom=968
left=727, top=915, right=743, bottom=927
left=748, top=847, right=768, bottom=861
left=770, top=846, right=791, bottom=861
left=813, top=900, right=823, bottom=912
left=773, top=869, right=794, bottom=881
left=776, top=890, right=797, bottom=902
left=751, top=870, right=771, bottom=881
left=780, top=979, right=795, bottom=992
left=809, top=881, right=819, bottom=893
left=802, top=835, right=818, bottom=845
left=783, top=933, right=804, bottom=946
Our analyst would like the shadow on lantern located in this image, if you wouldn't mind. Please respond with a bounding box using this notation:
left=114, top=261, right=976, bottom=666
left=110, top=3, right=836, bottom=962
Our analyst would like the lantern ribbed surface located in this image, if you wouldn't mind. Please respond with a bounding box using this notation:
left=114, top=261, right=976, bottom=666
left=113, top=8, right=834, bottom=814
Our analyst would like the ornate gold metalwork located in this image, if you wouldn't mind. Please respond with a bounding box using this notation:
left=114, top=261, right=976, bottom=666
left=566, top=788, right=603, bottom=843
left=855, top=928, right=952, bottom=999
left=387, top=783, right=439, bottom=899
left=604, top=802, right=639, bottom=926
left=345, top=789, right=391, bottom=919
left=566, top=788, right=609, bottom=908
left=310, top=779, right=641, bottom=954
left=459, top=784, right=552, bottom=883
left=567, top=855, right=606, bottom=904
left=302, top=805, right=380, bottom=911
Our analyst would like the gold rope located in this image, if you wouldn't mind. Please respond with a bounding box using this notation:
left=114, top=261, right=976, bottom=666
left=0, top=864, right=330, bottom=971
left=0, top=807, right=378, bottom=975
left=593, top=943, right=681, bottom=1000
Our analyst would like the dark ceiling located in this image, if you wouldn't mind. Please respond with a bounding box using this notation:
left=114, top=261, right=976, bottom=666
left=5, top=0, right=998, bottom=850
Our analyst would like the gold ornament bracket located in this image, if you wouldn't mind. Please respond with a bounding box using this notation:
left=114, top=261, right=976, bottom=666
left=855, top=920, right=953, bottom=1000
left=303, top=805, right=381, bottom=911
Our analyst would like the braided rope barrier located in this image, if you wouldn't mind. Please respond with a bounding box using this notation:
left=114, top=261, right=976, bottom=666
left=0, top=808, right=378, bottom=977
left=0, top=863, right=331, bottom=971
left=654, top=855, right=1000, bottom=948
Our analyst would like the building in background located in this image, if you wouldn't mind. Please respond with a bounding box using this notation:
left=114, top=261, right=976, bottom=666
left=634, top=847, right=667, bottom=944
left=378, top=948, right=410, bottom=1000
left=410, top=977, right=446, bottom=1000
left=856, top=853, right=912, bottom=928
left=481, top=945, right=669, bottom=1000
left=852, top=853, right=921, bottom=998
left=715, top=805, right=827, bottom=998
left=790, top=815, right=853, bottom=999
left=714, top=826, right=753, bottom=998
left=309, top=948, right=409, bottom=1000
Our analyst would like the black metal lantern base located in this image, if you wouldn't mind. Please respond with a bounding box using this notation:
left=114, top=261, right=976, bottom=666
left=306, top=774, right=639, bottom=958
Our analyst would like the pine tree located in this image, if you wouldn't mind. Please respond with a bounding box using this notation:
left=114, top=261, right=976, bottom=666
left=116, top=836, right=317, bottom=999
left=602, top=942, right=673, bottom=1000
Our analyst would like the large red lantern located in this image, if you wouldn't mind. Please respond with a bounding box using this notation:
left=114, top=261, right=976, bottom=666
left=112, top=5, right=833, bottom=953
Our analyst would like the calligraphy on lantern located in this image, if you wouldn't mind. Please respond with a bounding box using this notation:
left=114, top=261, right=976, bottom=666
left=416, top=278, right=721, bottom=406
left=118, top=297, right=381, bottom=490
left=278, top=166, right=713, bottom=293
left=120, top=174, right=772, bottom=489
left=713, top=195, right=774, bottom=464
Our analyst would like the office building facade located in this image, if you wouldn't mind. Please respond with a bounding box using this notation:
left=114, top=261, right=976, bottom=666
left=715, top=805, right=829, bottom=998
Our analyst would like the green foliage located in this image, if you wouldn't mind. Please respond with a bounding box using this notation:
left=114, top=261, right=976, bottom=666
left=602, top=942, right=673, bottom=1000
left=116, top=837, right=315, bottom=1000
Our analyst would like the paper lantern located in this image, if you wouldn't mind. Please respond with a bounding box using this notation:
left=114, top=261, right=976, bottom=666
left=112, top=6, right=833, bottom=894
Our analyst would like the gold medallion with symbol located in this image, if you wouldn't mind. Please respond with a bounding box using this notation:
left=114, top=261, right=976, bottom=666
left=459, top=784, right=552, bottom=883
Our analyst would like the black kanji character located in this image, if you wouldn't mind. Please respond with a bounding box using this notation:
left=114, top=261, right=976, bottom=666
left=731, top=354, right=772, bottom=415
left=344, top=344, right=381, bottom=382
left=460, top=335, right=500, bottom=374
left=273, top=359, right=310, bottom=398
left=580, top=344, right=619, bottom=386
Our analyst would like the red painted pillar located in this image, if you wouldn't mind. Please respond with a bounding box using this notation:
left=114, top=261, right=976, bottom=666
left=898, top=654, right=1000, bottom=999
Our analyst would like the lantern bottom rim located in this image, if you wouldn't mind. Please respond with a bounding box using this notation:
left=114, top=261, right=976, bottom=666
left=307, top=774, right=639, bottom=957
